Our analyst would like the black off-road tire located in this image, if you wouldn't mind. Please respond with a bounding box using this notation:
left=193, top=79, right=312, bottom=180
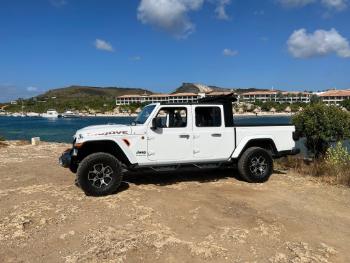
left=238, top=147, right=273, bottom=183
left=77, top=152, right=122, bottom=196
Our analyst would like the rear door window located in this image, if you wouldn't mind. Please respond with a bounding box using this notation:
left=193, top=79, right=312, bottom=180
left=195, top=107, right=221, bottom=127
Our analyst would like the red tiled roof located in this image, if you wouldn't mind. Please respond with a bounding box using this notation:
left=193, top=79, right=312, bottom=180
left=241, top=91, right=278, bottom=95
left=117, top=94, right=142, bottom=98
left=168, top=93, right=198, bottom=97
left=117, top=94, right=168, bottom=98
left=319, top=90, right=350, bottom=97
left=242, top=91, right=311, bottom=96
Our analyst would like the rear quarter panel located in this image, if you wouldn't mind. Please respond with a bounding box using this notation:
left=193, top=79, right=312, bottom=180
left=231, top=125, right=296, bottom=158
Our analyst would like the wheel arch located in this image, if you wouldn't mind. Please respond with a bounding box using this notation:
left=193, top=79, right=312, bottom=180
left=76, top=140, right=135, bottom=166
left=232, top=138, right=277, bottom=159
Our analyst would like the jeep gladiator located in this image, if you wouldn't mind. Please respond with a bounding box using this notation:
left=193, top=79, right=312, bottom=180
left=59, top=95, right=300, bottom=196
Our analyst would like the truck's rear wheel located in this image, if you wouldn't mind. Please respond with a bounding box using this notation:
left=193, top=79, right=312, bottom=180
left=77, top=152, right=122, bottom=196
left=238, top=147, right=273, bottom=183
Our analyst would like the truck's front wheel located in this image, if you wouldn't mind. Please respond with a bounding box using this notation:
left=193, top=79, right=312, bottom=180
left=77, top=152, right=122, bottom=196
left=238, top=147, right=273, bottom=183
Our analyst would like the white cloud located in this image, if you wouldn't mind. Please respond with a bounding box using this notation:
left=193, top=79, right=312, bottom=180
left=130, top=56, right=142, bottom=61
left=137, top=0, right=233, bottom=38
left=321, top=0, right=347, bottom=10
left=94, top=39, right=114, bottom=52
left=137, top=0, right=204, bottom=38
left=278, top=0, right=316, bottom=8
left=26, top=86, right=38, bottom=92
left=222, top=48, right=238, bottom=56
left=277, top=0, right=347, bottom=10
left=287, top=28, right=350, bottom=58
left=50, top=0, right=67, bottom=7
left=215, top=0, right=231, bottom=20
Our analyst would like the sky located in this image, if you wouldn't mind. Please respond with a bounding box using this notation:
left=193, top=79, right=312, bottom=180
left=0, top=0, right=350, bottom=102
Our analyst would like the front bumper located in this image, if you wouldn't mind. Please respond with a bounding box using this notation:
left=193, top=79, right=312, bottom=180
left=59, top=149, right=72, bottom=168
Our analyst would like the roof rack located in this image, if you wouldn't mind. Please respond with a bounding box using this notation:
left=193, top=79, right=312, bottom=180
left=197, top=93, right=237, bottom=103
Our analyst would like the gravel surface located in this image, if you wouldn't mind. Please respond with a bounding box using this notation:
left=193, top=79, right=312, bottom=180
left=0, top=141, right=349, bottom=262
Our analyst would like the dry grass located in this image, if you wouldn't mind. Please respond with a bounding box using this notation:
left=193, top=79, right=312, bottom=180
left=0, top=140, right=30, bottom=148
left=0, top=141, right=8, bottom=148
left=276, top=156, right=350, bottom=187
left=14, top=140, right=31, bottom=146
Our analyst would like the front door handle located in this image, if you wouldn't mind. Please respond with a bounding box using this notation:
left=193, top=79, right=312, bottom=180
left=211, top=133, right=222, bottom=137
left=179, top=134, right=190, bottom=139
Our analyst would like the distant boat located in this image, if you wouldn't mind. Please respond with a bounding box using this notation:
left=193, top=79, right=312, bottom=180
left=27, top=112, right=40, bottom=117
left=41, top=109, right=59, bottom=118
left=62, top=110, right=80, bottom=118
left=12, top=113, right=21, bottom=117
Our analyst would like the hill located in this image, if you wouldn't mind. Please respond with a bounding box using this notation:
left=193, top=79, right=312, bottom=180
left=172, top=83, right=271, bottom=94
left=172, top=83, right=231, bottom=94
left=38, top=85, right=152, bottom=100
left=6, top=85, right=153, bottom=113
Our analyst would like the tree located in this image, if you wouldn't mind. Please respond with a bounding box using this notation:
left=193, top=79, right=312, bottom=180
left=340, top=99, right=350, bottom=111
left=292, top=103, right=350, bottom=157
left=309, top=94, right=322, bottom=104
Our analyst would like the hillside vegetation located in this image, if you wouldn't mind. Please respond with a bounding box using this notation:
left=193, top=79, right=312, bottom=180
left=5, top=86, right=152, bottom=113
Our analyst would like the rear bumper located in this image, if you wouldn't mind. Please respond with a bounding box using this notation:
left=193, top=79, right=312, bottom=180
left=275, top=147, right=300, bottom=158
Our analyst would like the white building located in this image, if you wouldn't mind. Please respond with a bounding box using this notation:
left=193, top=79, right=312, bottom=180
left=241, top=91, right=311, bottom=103
left=116, top=94, right=168, bottom=105
left=116, top=92, right=231, bottom=105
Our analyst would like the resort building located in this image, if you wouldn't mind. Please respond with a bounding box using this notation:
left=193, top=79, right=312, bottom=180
left=240, top=91, right=312, bottom=103
left=319, top=89, right=350, bottom=105
left=116, top=91, right=231, bottom=105
left=116, top=94, right=168, bottom=105
left=115, top=84, right=349, bottom=106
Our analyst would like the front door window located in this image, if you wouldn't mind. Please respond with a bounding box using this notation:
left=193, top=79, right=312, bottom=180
left=156, top=108, right=187, bottom=128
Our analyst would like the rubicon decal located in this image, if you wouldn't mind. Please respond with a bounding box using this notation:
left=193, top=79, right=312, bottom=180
left=90, top=130, right=129, bottom=136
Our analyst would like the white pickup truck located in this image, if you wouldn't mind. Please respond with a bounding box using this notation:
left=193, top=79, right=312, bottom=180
left=59, top=95, right=299, bottom=196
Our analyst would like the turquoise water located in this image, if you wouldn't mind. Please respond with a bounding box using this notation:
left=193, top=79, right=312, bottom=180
left=0, top=115, right=291, bottom=143
left=0, top=116, right=134, bottom=143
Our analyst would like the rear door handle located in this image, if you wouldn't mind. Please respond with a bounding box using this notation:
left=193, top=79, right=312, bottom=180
left=211, top=133, right=222, bottom=137
left=179, top=134, right=190, bottom=139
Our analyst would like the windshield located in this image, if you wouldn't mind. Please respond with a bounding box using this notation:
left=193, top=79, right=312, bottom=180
left=134, top=104, right=156, bottom=124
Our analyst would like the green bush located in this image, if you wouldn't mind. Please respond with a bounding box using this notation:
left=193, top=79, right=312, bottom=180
left=325, top=142, right=350, bottom=185
left=340, top=99, right=350, bottom=111
left=292, top=103, right=350, bottom=157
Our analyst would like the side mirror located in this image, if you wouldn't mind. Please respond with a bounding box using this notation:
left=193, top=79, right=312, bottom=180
left=151, top=117, right=163, bottom=129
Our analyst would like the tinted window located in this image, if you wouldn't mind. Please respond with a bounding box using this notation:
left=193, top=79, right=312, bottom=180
left=156, top=107, right=187, bottom=128
left=195, top=107, right=221, bottom=127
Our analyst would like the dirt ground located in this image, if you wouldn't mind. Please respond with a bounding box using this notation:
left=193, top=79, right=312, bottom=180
left=1, top=142, right=350, bottom=263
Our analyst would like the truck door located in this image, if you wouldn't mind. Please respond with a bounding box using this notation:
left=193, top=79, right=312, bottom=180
left=147, top=106, right=193, bottom=162
left=193, top=105, right=235, bottom=160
